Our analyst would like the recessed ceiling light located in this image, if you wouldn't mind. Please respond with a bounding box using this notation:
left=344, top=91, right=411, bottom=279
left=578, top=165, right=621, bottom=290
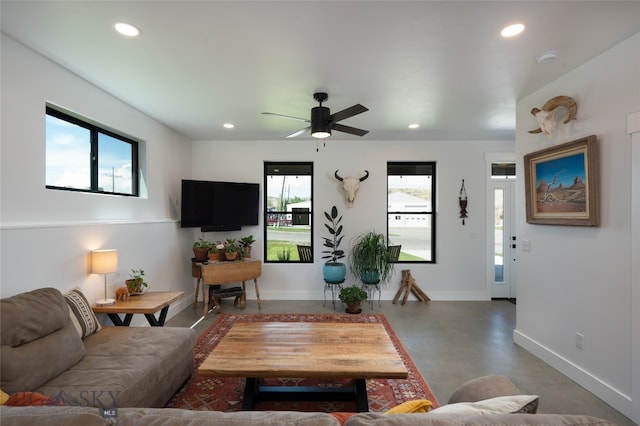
left=408, top=124, right=420, bottom=129
left=223, top=123, right=234, bottom=129
left=500, top=23, right=525, bottom=38
left=114, top=22, right=140, bottom=37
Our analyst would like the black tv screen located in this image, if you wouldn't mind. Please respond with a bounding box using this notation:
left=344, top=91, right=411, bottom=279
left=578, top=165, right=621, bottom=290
left=181, top=180, right=259, bottom=230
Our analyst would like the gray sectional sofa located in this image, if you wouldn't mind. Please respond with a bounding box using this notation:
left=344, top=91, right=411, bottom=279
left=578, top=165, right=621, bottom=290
left=0, top=287, right=195, bottom=408
left=1, top=288, right=614, bottom=425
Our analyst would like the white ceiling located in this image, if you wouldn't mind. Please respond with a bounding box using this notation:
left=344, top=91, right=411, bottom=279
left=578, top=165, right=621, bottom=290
left=2, top=1, right=639, bottom=142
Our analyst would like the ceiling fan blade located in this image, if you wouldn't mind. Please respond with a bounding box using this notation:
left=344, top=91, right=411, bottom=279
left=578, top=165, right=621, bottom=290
left=286, top=126, right=310, bottom=138
left=262, top=112, right=310, bottom=122
left=333, top=123, right=369, bottom=137
left=330, top=104, right=368, bottom=123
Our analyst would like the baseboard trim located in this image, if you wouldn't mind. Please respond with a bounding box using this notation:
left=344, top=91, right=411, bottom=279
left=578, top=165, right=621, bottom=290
left=513, top=329, right=632, bottom=418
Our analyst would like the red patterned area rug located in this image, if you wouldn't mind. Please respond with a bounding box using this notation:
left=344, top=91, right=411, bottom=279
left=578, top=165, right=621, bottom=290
left=166, top=313, right=438, bottom=413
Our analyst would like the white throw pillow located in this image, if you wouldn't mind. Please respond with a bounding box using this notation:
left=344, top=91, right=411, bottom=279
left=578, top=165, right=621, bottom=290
left=428, top=394, right=539, bottom=415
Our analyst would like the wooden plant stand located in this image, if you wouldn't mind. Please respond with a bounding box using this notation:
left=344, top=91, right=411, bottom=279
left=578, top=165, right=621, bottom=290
left=392, top=269, right=430, bottom=305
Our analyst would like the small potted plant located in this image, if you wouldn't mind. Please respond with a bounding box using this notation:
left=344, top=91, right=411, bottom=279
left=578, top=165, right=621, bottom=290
left=126, top=269, right=148, bottom=295
left=239, top=235, right=256, bottom=258
left=321, top=205, right=346, bottom=283
left=193, top=238, right=212, bottom=262
left=338, top=285, right=368, bottom=313
left=224, top=238, right=239, bottom=261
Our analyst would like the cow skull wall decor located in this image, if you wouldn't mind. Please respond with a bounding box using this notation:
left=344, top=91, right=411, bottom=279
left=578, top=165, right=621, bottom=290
left=334, top=170, right=369, bottom=208
left=528, top=95, right=577, bottom=139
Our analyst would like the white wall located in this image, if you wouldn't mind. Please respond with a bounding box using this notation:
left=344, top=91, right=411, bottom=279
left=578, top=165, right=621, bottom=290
left=514, top=33, right=639, bottom=421
left=191, top=138, right=513, bottom=301
left=0, top=35, right=195, bottom=324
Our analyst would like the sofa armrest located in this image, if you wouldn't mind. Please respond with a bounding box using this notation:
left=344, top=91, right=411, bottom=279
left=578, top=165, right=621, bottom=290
left=447, top=375, right=521, bottom=404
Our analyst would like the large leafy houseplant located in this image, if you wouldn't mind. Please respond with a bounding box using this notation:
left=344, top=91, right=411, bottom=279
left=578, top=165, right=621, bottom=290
left=349, top=231, right=394, bottom=284
left=321, top=205, right=346, bottom=283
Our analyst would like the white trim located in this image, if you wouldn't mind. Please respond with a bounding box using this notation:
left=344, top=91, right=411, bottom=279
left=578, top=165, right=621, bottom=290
left=627, top=110, right=640, bottom=424
left=514, top=329, right=633, bottom=416
left=0, top=218, right=178, bottom=230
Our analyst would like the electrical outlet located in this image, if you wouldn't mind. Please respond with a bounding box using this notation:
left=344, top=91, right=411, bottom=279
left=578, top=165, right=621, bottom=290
left=576, top=332, right=584, bottom=350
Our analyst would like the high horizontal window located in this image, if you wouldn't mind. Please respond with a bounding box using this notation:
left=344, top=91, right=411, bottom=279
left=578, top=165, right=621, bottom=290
left=387, top=162, right=436, bottom=263
left=45, top=106, right=139, bottom=196
left=264, top=162, right=313, bottom=263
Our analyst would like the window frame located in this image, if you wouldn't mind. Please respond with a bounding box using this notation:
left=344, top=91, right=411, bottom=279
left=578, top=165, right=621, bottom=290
left=263, top=161, right=314, bottom=263
left=45, top=106, right=139, bottom=196
left=387, top=161, right=436, bottom=264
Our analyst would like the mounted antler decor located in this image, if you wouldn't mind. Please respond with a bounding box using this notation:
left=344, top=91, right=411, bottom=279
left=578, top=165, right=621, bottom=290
left=528, top=95, right=577, bottom=139
left=459, top=179, right=468, bottom=225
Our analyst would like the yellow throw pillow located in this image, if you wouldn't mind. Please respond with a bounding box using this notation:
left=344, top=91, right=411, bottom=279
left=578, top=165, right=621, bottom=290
left=1, top=390, right=9, bottom=405
left=385, top=399, right=433, bottom=414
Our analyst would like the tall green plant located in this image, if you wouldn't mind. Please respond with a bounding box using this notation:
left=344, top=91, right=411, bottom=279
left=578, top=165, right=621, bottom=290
left=349, top=231, right=394, bottom=284
left=322, top=205, right=345, bottom=264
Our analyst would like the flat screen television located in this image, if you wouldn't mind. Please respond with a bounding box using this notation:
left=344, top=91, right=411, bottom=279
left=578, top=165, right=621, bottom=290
left=181, top=179, right=259, bottom=231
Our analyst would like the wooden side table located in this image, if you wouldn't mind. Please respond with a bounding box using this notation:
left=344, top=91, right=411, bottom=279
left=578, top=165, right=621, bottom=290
left=92, top=291, right=184, bottom=326
left=192, top=259, right=261, bottom=317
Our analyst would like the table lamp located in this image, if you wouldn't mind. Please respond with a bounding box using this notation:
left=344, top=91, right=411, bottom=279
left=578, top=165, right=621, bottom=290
left=91, top=249, right=118, bottom=306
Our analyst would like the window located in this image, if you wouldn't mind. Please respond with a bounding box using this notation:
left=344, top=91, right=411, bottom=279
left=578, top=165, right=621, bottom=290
left=46, top=106, right=139, bottom=196
left=264, top=162, right=313, bottom=263
left=387, top=162, right=436, bottom=263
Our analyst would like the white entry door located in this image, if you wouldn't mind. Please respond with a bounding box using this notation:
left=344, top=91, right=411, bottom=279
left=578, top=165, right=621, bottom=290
left=489, top=178, right=516, bottom=299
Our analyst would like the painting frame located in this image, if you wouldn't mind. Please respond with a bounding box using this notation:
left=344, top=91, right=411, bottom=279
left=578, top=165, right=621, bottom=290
left=524, top=135, right=599, bottom=226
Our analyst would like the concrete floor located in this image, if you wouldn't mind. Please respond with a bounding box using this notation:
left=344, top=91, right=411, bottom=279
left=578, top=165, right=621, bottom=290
left=165, top=298, right=633, bottom=425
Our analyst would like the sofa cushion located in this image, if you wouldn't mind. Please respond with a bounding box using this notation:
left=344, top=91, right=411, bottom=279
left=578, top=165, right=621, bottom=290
left=0, top=406, right=112, bottom=426
left=0, top=288, right=70, bottom=347
left=36, top=326, right=195, bottom=408
left=1, top=288, right=85, bottom=393
left=447, top=374, right=521, bottom=404
left=344, top=413, right=616, bottom=426
left=64, top=288, right=101, bottom=338
left=428, top=394, right=539, bottom=415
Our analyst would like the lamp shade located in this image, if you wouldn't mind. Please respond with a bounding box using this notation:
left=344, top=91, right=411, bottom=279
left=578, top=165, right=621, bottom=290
left=91, top=249, right=118, bottom=274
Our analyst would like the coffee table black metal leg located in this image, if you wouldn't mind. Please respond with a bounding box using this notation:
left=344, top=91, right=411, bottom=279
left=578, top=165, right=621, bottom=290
left=242, top=378, right=259, bottom=410
left=354, top=379, right=369, bottom=412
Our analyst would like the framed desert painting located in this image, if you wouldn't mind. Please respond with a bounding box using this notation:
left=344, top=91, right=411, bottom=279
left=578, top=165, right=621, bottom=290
left=524, top=135, right=599, bottom=226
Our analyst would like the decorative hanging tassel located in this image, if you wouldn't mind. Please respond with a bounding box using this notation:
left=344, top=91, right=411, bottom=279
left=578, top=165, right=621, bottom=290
left=459, top=179, right=468, bottom=225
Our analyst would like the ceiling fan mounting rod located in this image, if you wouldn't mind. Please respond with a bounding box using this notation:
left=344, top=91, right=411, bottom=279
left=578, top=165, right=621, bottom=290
left=313, top=92, right=328, bottom=106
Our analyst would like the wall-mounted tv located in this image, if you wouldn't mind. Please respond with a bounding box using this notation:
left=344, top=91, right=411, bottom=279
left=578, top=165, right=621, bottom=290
left=180, top=179, right=259, bottom=231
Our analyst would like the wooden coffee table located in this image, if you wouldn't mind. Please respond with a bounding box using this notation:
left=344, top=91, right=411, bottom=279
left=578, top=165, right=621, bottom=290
left=198, top=321, right=408, bottom=411
left=92, top=291, right=183, bottom=326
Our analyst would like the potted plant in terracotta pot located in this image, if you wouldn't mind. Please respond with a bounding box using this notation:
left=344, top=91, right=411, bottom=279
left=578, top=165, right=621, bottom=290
left=193, top=238, right=212, bottom=262
left=338, top=285, right=368, bottom=314
left=224, top=238, right=239, bottom=261
left=321, top=205, right=346, bottom=283
left=126, top=269, right=148, bottom=295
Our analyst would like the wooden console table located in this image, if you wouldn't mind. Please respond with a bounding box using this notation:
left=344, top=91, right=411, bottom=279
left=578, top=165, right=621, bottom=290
left=192, top=259, right=261, bottom=317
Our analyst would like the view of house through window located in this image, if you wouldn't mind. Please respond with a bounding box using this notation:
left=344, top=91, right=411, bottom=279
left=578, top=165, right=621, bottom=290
left=387, top=162, right=436, bottom=263
left=46, top=106, right=138, bottom=196
left=264, top=162, right=313, bottom=262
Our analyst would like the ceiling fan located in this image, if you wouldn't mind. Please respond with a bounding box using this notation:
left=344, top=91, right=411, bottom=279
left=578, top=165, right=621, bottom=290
left=262, top=92, right=369, bottom=139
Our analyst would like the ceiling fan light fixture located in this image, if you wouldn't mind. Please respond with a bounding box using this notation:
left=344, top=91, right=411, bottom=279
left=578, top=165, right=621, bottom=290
left=311, top=106, right=331, bottom=139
